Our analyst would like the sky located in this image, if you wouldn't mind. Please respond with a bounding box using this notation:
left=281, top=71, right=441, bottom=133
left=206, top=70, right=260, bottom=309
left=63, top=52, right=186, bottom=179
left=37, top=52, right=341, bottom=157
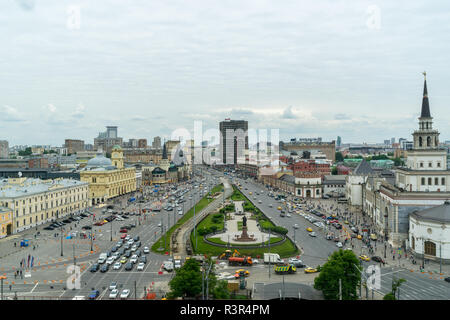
left=1, top=0, right=450, bottom=146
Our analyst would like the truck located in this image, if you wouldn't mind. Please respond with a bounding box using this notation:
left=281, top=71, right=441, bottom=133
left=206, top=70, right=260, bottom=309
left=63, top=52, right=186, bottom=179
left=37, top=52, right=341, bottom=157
left=228, top=256, right=253, bottom=266
left=163, top=261, right=174, bottom=272
left=264, top=253, right=283, bottom=265
left=98, top=253, right=108, bottom=264
left=274, top=264, right=296, bottom=274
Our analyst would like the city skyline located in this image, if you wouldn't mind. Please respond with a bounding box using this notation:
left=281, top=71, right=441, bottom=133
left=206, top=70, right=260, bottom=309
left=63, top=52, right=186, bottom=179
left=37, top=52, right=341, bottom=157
left=1, top=1, right=450, bottom=145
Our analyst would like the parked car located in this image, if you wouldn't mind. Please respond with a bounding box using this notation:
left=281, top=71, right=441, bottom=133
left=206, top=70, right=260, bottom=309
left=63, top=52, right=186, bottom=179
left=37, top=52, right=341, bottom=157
left=125, top=262, right=133, bottom=271
left=137, top=262, right=145, bottom=271
left=120, top=289, right=130, bottom=299
left=113, top=262, right=122, bottom=270
left=90, top=264, right=100, bottom=272
left=100, top=264, right=109, bottom=273
left=88, top=290, right=100, bottom=300
left=109, top=289, right=119, bottom=299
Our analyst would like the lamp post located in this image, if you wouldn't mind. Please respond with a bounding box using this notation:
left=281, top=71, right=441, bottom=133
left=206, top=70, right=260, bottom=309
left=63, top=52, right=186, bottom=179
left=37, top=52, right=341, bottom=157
left=60, top=226, right=64, bottom=256
left=0, top=276, right=6, bottom=301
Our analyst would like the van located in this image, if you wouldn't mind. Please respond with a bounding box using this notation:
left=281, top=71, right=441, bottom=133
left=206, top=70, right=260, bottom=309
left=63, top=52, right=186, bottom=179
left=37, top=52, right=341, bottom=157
left=98, top=253, right=108, bottom=264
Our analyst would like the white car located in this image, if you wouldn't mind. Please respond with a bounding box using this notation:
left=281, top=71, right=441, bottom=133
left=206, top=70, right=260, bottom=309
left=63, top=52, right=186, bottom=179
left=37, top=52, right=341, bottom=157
left=113, top=262, right=121, bottom=270
left=127, top=239, right=134, bottom=245
left=309, top=232, right=317, bottom=237
left=131, top=245, right=137, bottom=252
left=120, top=289, right=130, bottom=299
left=106, top=257, right=115, bottom=266
left=336, top=242, right=343, bottom=248
left=293, top=224, right=299, bottom=229
left=109, top=282, right=118, bottom=290
left=130, top=255, right=138, bottom=263
left=137, top=262, right=145, bottom=271
left=178, top=210, right=183, bottom=215
left=109, top=289, right=119, bottom=299
left=143, top=247, right=149, bottom=254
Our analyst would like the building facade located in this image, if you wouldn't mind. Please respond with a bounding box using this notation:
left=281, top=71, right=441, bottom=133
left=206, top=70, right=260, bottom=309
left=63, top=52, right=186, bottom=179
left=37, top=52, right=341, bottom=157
left=80, top=146, right=136, bottom=205
left=0, top=177, right=89, bottom=234
left=65, top=139, right=85, bottom=155
left=219, top=119, right=248, bottom=165
left=0, top=140, right=9, bottom=159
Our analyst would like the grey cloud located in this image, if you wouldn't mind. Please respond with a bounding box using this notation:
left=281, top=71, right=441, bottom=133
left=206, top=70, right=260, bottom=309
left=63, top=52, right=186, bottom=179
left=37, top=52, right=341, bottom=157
left=15, top=0, right=35, bottom=11
left=282, top=106, right=296, bottom=119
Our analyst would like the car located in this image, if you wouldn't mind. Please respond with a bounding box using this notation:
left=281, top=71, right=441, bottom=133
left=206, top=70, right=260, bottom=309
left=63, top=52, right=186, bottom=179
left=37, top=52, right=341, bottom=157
left=90, top=264, right=100, bottom=272
left=137, top=262, right=145, bottom=271
left=120, top=257, right=128, bottom=264
left=82, top=225, right=92, bottom=230
left=120, top=234, right=127, bottom=239
left=306, top=227, right=313, bottom=232
left=106, top=257, right=115, bottom=265
left=135, top=249, right=141, bottom=257
left=116, top=241, right=123, bottom=247
left=293, top=224, right=299, bottom=229
left=43, top=226, right=54, bottom=230
left=371, top=256, right=384, bottom=263
left=143, top=247, right=149, bottom=254
left=336, top=242, right=343, bottom=248
left=125, top=262, right=133, bottom=271
left=133, top=236, right=140, bottom=242
left=445, top=277, right=450, bottom=283
left=359, top=255, right=370, bottom=262
left=127, top=239, right=134, bottom=245
left=120, top=289, right=130, bottom=299
left=304, top=267, right=318, bottom=273
left=131, top=245, right=137, bottom=252
left=109, top=289, right=119, bottom=299
left=100, top=264, right=109, bottom=273
left=88, top=290, right=100, bottom=300
left=234, top=269, right=250, bottom=277
left=119, top=229, right=127, bottom=233
left=130, top=255, right=138, bottom=263
left=113, top=262, right=122, bottom=270
left=139, top=256, right=147, bottom=263
left=109, top=282, right=118, bottom=290
left=118, top=248, right=125, bottom=255
left=309, top=232, right=317, bottom=237
left=124, top=244, right=131, bottom=251
left=288, top=258, right=305, bottom=268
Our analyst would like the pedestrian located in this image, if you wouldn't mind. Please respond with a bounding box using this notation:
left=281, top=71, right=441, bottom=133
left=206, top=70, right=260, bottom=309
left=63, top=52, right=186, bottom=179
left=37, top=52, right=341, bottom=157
left=9, top=284, right=12, bottom=291
left=14, top=242, right=16, bottom=247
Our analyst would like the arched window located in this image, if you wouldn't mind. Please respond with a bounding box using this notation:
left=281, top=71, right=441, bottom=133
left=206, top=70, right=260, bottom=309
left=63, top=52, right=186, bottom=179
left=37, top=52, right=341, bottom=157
left=424, top=241, right=436, bottom=256
left=428, top=178, right=432, bottom=185
left=427, top=136, right=431, bottom=147
left=435, top=177, right=439, bottom=185
left=419, top=137, right=422, bottom=147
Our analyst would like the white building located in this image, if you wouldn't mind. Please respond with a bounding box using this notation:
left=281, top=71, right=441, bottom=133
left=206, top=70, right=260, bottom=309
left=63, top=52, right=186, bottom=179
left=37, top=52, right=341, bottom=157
left=409, top=201, right=450, bottom=263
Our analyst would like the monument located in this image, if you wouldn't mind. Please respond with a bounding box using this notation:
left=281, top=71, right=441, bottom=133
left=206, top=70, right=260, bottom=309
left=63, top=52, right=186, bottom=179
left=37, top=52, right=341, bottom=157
left=236, top=215, right=255, bottom=242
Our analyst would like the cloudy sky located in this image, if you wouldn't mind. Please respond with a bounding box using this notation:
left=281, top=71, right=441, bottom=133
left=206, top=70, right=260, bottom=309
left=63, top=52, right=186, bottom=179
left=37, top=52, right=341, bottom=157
left=1, top=0, right=450, bottom=146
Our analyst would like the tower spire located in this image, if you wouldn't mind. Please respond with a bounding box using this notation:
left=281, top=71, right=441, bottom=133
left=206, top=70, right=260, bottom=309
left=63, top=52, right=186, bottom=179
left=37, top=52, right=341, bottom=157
left=420, top=71, right=431, bottom=118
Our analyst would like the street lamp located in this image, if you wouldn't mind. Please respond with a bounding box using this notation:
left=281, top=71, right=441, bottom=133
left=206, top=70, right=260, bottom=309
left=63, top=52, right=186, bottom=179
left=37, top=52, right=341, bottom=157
left=60, top=226, right=64, bottom=256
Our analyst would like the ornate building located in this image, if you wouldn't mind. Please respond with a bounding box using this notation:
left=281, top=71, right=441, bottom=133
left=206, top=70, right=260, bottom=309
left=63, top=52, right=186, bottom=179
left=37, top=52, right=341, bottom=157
left=361, top=74, right=450, bottom=247
left=141, top=143, right=190, bottom=185
left=80, top=146, right=136, bottom=205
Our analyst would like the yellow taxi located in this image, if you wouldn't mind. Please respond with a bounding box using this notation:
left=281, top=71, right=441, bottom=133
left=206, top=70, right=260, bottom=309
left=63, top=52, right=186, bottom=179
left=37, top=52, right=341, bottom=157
left=359, top=255, right=370, bottom=262
left=306, top=227, right=313, bottom=232
left=277, top=206, right=282, bottom=210
left=249, top=192, right=253, bottom=195
left=370, top=234, right=377, bottom=240
left=304, top=267, right=318, bottom=273
left=331, top=214, right=337, bottom=218
left=357, top=235, right=362, bottom=240
left=234, top=269, right=250, bottom=278
left=344, top=220, right=349, bottom=224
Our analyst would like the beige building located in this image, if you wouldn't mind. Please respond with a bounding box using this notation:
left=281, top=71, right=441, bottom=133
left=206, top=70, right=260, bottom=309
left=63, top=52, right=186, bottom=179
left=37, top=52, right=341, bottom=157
left=80, top=145, right=136, bottom=205
left=0, top=206, right=13, bottom=238
left=0, top=177, right=89, bottom=234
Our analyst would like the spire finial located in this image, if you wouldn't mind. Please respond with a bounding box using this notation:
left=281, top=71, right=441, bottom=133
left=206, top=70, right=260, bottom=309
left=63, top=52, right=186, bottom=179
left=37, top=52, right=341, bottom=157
left=423, top=71, right=426, bottom=80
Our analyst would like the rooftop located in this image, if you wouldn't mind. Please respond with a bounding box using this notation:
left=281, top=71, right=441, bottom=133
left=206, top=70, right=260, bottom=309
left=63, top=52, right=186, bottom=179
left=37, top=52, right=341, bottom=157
left=411, top=201, right=450, bottom=223
left=0, top=178, right=87, bottom=198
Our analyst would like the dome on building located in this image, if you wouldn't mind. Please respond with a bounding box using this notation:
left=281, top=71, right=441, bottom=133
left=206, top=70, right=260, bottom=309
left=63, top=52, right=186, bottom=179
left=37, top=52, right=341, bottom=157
left=87, top=152, right=113, bottom=168
left=112, top=145, right=122, bottom=151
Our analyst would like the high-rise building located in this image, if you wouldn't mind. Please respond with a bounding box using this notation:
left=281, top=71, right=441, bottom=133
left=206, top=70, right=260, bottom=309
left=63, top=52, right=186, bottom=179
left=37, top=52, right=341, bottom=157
left=94, top=126, right=123, bottom=154
left=138, top=139, right=147, bottom=149
left=219, top=119, right=248, bottom=165
left=64, top=139, right=85, bottom=155
left=0, top=140, right=9, bottom=159
left=336, top=136, right=342, bottom=147
left=391, top=137, right=395, bottom=144
left=152, top=136, right=161, bottom=149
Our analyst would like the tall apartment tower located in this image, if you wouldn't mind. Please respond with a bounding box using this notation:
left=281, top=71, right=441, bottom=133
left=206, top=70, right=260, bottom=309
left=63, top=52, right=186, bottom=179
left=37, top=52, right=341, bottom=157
left=106, top=126, right=118, bottom=139
left=152, top=136, right=162, bottom=149
left=0, top=140, right=9, bottom=158
left=219, top=119, right=248, bottom=165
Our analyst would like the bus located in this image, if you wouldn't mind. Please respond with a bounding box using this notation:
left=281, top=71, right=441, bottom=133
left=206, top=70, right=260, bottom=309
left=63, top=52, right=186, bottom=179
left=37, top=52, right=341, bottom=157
left=337, top=197, right=348, bottom=204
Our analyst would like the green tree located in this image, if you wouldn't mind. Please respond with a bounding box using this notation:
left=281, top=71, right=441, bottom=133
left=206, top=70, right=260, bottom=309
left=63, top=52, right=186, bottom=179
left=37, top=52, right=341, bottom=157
left=392, top=157, right=405, bottom=166
left=391, top=277, right=406, bottom=299
left=335, top=152, right=344, bottom=162
left=18, top=147, right=32, bottom=156
left=314, top=250, right=361, bottom=300
left=168, top=259, right=203, bottom=299
left=331, top=167, right=338, bottom=175
left=383, top=292, right=396, bottom=300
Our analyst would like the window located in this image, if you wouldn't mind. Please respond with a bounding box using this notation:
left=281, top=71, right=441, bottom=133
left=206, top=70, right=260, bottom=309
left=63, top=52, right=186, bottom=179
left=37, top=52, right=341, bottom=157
left=420, top=162, right=424, bottom=168
left=421, top=177, right=425, bottom=185
left=427, top=136, right=431, bottom=147
left=411, top=236, right=415, bottom=250
left=443, top=178, right=446, bottom=185
left=429, top=162, right=433, bottom=168
left=424, top=241, right=436, bottom=256
left=428, top=178, right=432, bottom=185
left=437, top=162, right=441, bottom=168
left=435, top=178, right=439, bottom=185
